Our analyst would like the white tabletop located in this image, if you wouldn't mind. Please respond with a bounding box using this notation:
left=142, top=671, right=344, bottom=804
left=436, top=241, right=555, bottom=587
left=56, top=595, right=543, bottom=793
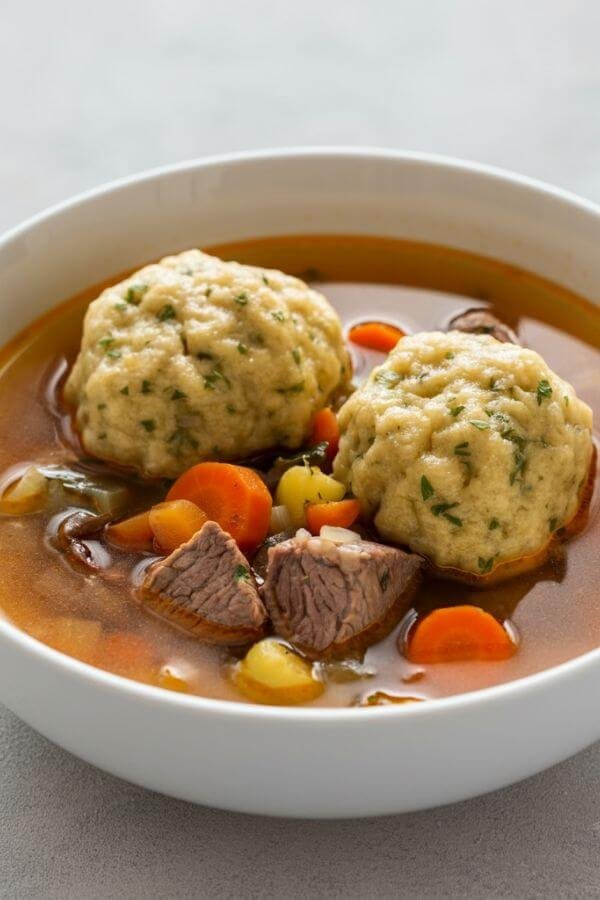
left=1, top=2, right=599, bottom=897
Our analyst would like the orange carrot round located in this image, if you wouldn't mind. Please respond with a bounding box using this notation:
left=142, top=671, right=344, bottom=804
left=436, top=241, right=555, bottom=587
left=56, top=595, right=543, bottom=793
left=167, top=462, right=272, bottom=553
left=310, top=407, right=340, bottom=460
left=105, top=510, right=154, bottom=552
left=305, top=498, right=361, bottom=535
left=407, top=605, right=517, bottom=663
left=348, top=321, right=405, bottom=353
left=149, top=499, right=208, bottom=553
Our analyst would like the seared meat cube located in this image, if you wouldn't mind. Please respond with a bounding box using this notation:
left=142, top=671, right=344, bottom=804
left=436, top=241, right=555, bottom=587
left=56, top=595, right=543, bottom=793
left=141, top=521, right=267, bottom=644
left=262, top=532, right=422, bottom=657
left=449, top=307, right=519, bottom=344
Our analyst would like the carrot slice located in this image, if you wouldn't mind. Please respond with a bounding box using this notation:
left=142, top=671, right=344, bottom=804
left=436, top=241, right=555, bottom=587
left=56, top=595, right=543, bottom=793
left=407, top=605, right=516, bottom=663
left=348, top=321, right=405, bottom=353
left=305, top=498, right=361, bottom=535
left=310, top=407, right=340, bottom=460
left=105, top=510, right=153, bottom=552
left=166, top=462, right=272, bottom=553
left=149, top=499, right=208, bottom=553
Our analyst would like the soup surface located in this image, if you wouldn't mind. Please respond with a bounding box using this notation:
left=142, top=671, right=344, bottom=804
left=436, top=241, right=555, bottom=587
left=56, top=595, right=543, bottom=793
left=0, top=235, right=598, bottom=706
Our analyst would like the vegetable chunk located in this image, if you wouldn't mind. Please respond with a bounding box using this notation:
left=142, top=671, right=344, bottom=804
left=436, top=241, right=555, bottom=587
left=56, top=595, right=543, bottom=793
left=233, top=638, right=324, bottom=705
left=406, top=605, right=517, bottom=663
left=167, top=462, right=272, bottom=553
left=275, top=465, right=345, bottom=527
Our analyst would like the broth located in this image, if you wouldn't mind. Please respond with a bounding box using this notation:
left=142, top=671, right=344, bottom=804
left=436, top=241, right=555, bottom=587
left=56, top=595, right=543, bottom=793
left=0, top=235, right=598, bottom=706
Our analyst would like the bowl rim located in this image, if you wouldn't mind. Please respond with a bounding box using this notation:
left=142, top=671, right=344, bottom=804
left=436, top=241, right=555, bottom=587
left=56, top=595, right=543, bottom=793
left=1, top=145, right=599, bottom=723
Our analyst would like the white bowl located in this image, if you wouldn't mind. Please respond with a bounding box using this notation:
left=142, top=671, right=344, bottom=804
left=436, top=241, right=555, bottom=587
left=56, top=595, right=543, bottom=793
left=0, top=149, right=598, bottom=818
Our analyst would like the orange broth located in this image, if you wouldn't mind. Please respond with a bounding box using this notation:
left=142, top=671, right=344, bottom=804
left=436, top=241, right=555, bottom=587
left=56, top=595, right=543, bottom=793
left=0, top=235, right=598, bottom=706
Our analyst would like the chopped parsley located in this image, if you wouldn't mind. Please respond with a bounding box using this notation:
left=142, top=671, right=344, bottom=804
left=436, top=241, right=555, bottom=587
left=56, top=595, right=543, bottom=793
left=292, top=348, right=301, bottom=365
left=98, top=432, right=107, bottom=440
left=449, top=405, right=465, bottom=417
left=125, top=282, right=148, bottom=305
left=478, top=556, right=494, bottom=574
left=445, top=351, right=455, bottom=359
left=140, top=419, right=156, bottom=433
left=234, top=564, right=250, bottom=583
left=204, top=366, right=231, bottom=390
left=374, top=371, right=401, bottom=388
left=141, top=380, right=152, bottom=394
left=170, top=388, right=187, bottom=400
left=536, top=379, right=552, bottom=405
left=454, top=441, right=470, bottom=457
left=504, top=432, right=527, bottom=485
left=120, top=386, right=129, bottom=396
left=488, top=517, right=500, bottom=530
left=420, top=475, right=434, bottom=501
left=98, top=335, right=115, bottom=349
left=262, top=275, right=270, bottom=286
left=237, top=342, right=248, bottom=354
left=469, top=419, right=490, bottom=430
left=167, top=427, right=199, bottom=451
left=276, top=381, right=305, bottom=395
left=563, top=395, right=570, bottom=406
left=271, top=310, right=286, bottom=322
left=157, top=304, right=176, bottom=322
left=97, top=403, right=107, bottom=411
left=196, top=351, right=214, bottom=361
left=226, top=404, right=237, bottom=415
left=114, top=302, right=128, bottom=312
left=106, top=348, right=122, bottom=359
left=431, top=502, right=463, bottom=527
left=235, top=292, right=248, bottom=306
left=549, top=517, right=559, bottom=532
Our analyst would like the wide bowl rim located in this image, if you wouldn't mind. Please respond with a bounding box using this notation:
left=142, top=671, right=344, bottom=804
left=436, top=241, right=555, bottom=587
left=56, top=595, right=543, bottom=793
left=1, top=145, right=598, bottom=723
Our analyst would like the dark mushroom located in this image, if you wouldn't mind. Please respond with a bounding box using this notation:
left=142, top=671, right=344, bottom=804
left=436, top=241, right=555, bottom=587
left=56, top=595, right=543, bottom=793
left=54, top=511, right=113, bottom=574
left=448, top=308, right=519, bottom=344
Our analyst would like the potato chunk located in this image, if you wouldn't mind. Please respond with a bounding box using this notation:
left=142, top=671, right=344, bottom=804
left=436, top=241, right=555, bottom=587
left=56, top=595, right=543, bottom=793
left=275, top=465, right=345, bottom=527
left=233, top=638, right=324, bottom=705
left=0, top=466, right=48, bottom=515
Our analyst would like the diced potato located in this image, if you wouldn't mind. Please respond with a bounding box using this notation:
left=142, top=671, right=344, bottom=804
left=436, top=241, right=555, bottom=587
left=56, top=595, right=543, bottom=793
left=149, top=499, right=208, bottom=553
left=0, top=466, right=48, bottom=515
left=157, top=664, right=190, bottom=693
left=274, top=465, right=345, bottom=527
left=106, top=511, right=154, bottom=552
left=233, top=638, right=324, bottom=705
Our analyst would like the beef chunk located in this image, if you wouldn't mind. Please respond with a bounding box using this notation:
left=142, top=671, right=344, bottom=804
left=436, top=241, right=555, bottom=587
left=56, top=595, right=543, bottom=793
left=262, top=532, right=422, bottom=658
left=449, top=308, right=519, bottom=344
left=251, top=530, right=295, bottom=586
left=141, top=521, right=267, bottom=644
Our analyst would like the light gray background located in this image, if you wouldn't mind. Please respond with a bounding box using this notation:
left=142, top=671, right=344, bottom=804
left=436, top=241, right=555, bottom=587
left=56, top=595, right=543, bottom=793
left=1, top=1, right=599, bottom=897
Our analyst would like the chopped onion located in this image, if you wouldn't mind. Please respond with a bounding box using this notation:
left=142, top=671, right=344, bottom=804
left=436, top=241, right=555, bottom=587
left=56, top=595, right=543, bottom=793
left=294, top=528, right=312, bottom=544
left=269, top=504, right=292, bottom=535
left=319, top=525, right=362, bottom=545
left=0, top=466, right=48, bottom=515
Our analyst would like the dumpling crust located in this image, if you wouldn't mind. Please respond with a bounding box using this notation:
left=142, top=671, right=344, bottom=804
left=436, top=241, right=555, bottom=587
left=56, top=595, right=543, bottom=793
left=65, top=250, right=351, bottom=478
left=334, top=331, right=593, bottom=574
